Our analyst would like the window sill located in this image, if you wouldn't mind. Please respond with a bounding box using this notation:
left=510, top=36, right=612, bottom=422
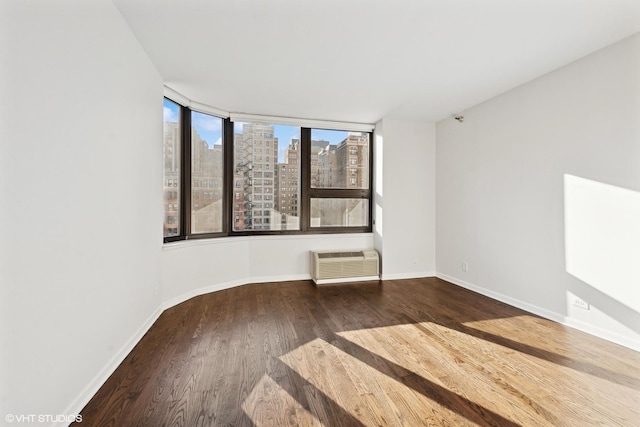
left=162, top=232, right=374, bottom=251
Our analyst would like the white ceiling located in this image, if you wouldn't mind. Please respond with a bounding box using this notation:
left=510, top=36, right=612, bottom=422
left=113, top=0, right=640, bottom=124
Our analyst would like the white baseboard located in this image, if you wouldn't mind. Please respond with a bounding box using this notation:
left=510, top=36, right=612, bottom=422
left=161, top=274, right=312, bottom=311
left=436, top=272, right=640, bottom=352
left=58, top=306, right=164, bottom=427
left=248, top=274, right=311, bottom=285
left=161, top=278, right=248, bottom=311
left=563, top=317, right=640, bottom=352
left=314, top=275, right=380, bottom=285
left=436, top=273, right=563, bottom=322
left=381, top=271, right=436, bottom=281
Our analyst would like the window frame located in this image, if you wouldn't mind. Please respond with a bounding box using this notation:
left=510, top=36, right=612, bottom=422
left=189, top=110, right=227, bottom=237
left=228, top=121, right=303, bottom=235
left=302, top=128, right=373, bottom=233
left=163, top=100, right=185, bottom=243
left=163, top=98, right=373, bottom=243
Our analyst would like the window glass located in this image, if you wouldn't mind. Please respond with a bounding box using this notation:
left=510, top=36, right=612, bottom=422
left=310, top=130, right=370, bottom=189
left=191, top=111, right=224, bottom=234
left=233, top=122, right=301, bottom=231
left=310, top=198, right=369, bottom=227
left=163, top=99, right=181, bottom=237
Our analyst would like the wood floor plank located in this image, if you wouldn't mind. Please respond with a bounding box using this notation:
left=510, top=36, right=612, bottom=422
left=75, top=278, right=640, bottom=426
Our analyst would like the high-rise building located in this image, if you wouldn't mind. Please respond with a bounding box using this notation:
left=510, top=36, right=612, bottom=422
left=314, top=132, right=369, bottom=189
left=163, top=122, right=224, bottom=235
left=191, top=130, right=223, bottom=233
left=275, top=140, right=300, bottom=229
left=233, top=123, right=278, bottom=231
left=163, top=121, right=180, bottom=236
left=312, top=132, right=370, bottom=226
left=310, top=139, right=330, bottom=188
left=317, top=144, right=337, bottom=188
left=335, top=132, right=369, bottom=189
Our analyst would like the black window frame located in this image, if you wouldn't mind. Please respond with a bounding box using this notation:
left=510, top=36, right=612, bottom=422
left=163, top=97, right=373, bottom=243
left=302, top=128, right=373, bottom=233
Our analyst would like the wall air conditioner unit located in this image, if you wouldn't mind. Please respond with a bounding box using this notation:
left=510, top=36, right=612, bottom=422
left=311, top=250, right=380, bottom=285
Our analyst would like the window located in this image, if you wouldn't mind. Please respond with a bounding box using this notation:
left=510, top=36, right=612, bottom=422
left=163, top=98, right=372, bottom=242
left=310, top=198, right=369, bottom=227
left=308, top=129, right=371, bottom=230
left=191, top=111, right=224, bottom=234
left=163, top=99, right=181, bottom=238
left=233, top=122, right=301, bottom=231
left=310, top=129, right=369, bottom=190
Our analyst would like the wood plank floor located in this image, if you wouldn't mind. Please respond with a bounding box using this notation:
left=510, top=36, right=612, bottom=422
left=76, top=278, right=640, bottom=426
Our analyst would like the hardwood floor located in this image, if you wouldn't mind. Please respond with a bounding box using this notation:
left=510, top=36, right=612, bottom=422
left=76, top=278, right=640, bottom=426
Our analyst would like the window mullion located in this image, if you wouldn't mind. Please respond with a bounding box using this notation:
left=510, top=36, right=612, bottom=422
left=181, top=105, right=192, bottom=238
left=300, top=128, right=311, bottom=232
left=308, top=189, right=370, bottom=199
left=223, top=118, right=234, bottom=235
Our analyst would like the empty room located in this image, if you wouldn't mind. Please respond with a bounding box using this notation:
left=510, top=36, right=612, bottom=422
left=2, top=0, right=640, bottom=426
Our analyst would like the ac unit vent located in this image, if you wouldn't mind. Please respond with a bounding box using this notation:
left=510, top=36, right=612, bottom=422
left=311, top=250, right=380, bottom=285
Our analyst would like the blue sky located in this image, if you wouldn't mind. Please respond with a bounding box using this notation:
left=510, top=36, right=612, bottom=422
left=164, top=99, right=348, bottom=162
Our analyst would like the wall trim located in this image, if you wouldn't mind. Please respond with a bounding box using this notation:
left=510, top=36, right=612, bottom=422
left=436, top=272, right=640, bottom=352
left=162, top=279, right=248, bottom=311
left=562, top=317, right=640, bottom=353
left=58, top=305, right=164, bottom=427
left=381, top=271, right=436, bottom=281
left=162, top=274, right=312, bottom=310
left=162, top=232, right=375, bottom=251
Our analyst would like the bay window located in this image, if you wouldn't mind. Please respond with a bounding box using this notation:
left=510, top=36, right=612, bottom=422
left=163, top=97, right=373, bottom=242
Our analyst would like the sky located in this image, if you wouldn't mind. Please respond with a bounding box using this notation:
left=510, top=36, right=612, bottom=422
left=164, top=98, right=349, bottom=163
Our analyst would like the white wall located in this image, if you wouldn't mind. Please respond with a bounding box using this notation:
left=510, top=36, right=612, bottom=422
left=161, top=234, right=374, bottom=307
left=375, top=119, right=436, bottom=279
left=436, top=34, right=640, bottom=350
left=0, top=0, right=163, bottom=421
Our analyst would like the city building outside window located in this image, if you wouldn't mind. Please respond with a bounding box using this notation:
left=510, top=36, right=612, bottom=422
left=233, top=122, right=301, bottom=231
left=309, top=129, right=371, bottom=229
left=163, top=99, right=181, bottom=238
left=191, top=111, right=224, bottom=234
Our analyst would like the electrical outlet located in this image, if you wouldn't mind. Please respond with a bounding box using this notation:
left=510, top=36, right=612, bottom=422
left=462, top=261, right=469, bottom=272
left=572, top=296, right=590, bottom=310
left=411, top=260, right=418, bottom=266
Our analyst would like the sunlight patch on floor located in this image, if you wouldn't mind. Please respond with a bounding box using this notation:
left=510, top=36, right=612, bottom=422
left=462, top=315, right=571, bottom=349
left=462, top=314, right=639, bottom=381
left=242, top=374, right=322, bottom=427
left=277, top=337, right=470, bottom=426
left=243, top=319, right=640, bottom=426
left=338, top=322, right=640, bottom=426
